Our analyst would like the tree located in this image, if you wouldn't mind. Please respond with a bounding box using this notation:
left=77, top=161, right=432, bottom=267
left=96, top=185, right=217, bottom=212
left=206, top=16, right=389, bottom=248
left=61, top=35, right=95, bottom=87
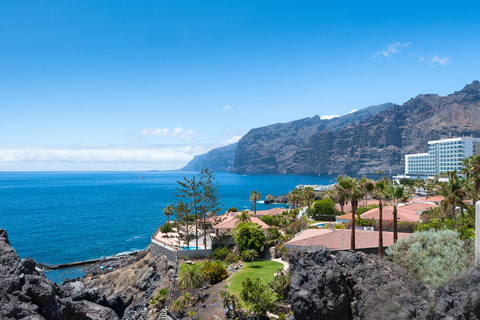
left=462, top=155, right=480, bottom=201
left=160, top=222, right=173, bottom=236
left=384, top=181, right=409, bottom=242
left=266, top=194, right=274, bottom=210
left=178, top=264, right=204, bottom=290
left=288, top=189, right=303, bottom=209
left=302, top=187, right=315, bottom=207
left=199, top=168, right=221, bottom=249
left=269, top=269, right=290, bottom=302
left=163, top=204, right=174, bottom=224
left=374, top=178, right=389, bottom=256
left=175, top=201, right=192, bottom=249
left=330, top=184, right=349, bottom=214
left=234, top=222, right=266, bottom=252
left=220, top=286, right=240, bottom=318
left=234, top=210, right=253, bottom=223
left=240, top=278, right=275, bottom=317
left=250, top=190, right=262, bottom=215
left=242, top=249, right=259, bottom=267
left=149, top=287, right=169, bottom=312
left=309, top=198, right=336, bottom=219
left=435, top=170, right=463, bottom=228
left=171, top=297, right=186, bottom=317
left=176, top=176, right=202, bottom=250
left=337, top=176, right=373, bottom=250
left=187, top=310, right=197, bottom=320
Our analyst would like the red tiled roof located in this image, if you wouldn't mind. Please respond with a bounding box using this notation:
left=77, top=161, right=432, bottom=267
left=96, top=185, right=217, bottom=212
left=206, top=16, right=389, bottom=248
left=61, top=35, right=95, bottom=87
left=285, top=229, right=410, bottom=250
left=360, top=206, right=420, bottom=222
left=413, top=196, right=445, bottom=203
left=253, top=207, right=286, bottom=216
left=212, top=216, right=270, bottom=230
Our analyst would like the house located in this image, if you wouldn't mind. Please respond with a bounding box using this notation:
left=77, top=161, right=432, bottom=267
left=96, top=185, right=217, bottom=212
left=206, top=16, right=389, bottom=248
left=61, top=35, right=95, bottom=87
left=360, top=202, right=437, bottom=223
left=284, top=228, right=411, bottom=254
left=212, top=215, right=270, bottom=237
left=252, top=207, right=286, bottom=217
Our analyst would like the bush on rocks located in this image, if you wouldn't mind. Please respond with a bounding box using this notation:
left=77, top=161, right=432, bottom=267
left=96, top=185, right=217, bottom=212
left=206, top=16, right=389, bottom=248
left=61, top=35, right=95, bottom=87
left=386, top=229, right=471, bottom=286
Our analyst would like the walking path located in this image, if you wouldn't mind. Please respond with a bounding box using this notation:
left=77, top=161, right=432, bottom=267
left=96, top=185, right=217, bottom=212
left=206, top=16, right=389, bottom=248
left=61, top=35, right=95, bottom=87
left=271, top=257, right=289, bottom=270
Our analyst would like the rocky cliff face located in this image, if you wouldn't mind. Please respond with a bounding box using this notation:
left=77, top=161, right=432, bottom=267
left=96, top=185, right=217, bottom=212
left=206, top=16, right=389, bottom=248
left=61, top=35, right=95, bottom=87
left=0, top=229, right=174, bottom=320
left=181, top=142, right=237, bottom=172
left=288, top=246, right=480, bottom=320
left=231, top=81, right=480, bottom=175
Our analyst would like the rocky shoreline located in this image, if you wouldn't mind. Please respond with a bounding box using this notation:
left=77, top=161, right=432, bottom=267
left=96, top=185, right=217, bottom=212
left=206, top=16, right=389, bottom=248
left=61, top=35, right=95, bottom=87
left=0, top=229, right=175, bottom=320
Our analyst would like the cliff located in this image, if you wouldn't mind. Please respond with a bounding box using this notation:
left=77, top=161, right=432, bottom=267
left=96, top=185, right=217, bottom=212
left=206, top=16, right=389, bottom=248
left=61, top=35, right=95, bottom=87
left=289, top=246, right=480, bottom=320
left=0, top=229, right=174, bottom=320
left=181, top=142, right=237, bottom=172
left=231, top=81, right=480, bottom=175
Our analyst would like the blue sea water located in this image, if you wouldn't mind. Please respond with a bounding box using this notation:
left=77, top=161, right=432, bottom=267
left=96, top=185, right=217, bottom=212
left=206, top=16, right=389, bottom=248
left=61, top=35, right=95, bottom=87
left=0, top=171, right=335, bottom=268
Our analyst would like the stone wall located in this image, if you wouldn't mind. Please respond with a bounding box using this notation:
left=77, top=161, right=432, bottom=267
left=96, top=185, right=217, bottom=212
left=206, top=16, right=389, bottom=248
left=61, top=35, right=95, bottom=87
left=150, top=240, right=178, bottom=263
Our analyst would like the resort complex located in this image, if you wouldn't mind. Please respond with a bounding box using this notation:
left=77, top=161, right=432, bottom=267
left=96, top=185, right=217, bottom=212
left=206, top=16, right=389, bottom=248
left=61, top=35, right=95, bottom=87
left=403, top=136, right=480, bottom=178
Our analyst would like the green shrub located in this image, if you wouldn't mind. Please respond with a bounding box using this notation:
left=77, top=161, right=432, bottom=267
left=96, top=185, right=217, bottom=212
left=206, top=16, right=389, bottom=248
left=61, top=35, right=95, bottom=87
left=149, top=287, right=169, bottom=312
left=225, top=252, right=239, bottom=264
left=334, top=223, right=346, bottom=229
left=234, top=222, right=266, bottom=252
left=160, top=222, right=173, bottom=233
left=228, top=207, right=238, bottom=212
left=310, top=198, right=337, bottom=219
left=201, top=261, right=228, bottom=285
left=260, top=215, right=279, bottom=226
left=386, top=229, right=470, bottom=286
left=356, top=204, right=379, bottom=216
left=213, top=246, right=229, bottom=261
left=267, top=226, right=281, bottom=240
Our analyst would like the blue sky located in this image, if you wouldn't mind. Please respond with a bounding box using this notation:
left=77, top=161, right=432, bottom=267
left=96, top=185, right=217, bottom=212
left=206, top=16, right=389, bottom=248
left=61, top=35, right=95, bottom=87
left=1, top=1, right=479, bottom=170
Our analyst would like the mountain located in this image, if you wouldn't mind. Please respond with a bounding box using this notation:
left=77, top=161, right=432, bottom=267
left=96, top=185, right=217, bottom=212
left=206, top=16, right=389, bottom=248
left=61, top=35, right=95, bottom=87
left=180, top=143, right=237, bottom=172
left=231, top=81, right=480, bottom=175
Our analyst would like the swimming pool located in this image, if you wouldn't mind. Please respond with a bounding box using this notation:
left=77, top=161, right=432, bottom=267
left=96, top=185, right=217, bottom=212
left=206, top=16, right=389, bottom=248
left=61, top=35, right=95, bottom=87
left=181, top=246, right=202, bottom=250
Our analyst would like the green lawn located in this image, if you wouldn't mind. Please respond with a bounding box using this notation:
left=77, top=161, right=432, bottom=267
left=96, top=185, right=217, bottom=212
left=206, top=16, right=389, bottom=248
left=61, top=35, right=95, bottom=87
left=228, top=260, right=284, bottom=296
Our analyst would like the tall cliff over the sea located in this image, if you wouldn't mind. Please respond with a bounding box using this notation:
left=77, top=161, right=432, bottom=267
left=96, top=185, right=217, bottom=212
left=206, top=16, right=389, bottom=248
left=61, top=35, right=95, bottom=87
left=180, top=142, right=237, bottom=172
left=231, top=81, right=480, bottom=175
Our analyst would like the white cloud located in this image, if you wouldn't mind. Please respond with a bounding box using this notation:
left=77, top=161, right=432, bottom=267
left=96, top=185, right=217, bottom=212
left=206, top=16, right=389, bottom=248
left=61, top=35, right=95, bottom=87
left=432, top=55, right=452, bottom=66
left=141, top=127, right=196, bottom=141
left=220, top=136, right=243, bottom=146
left=222, top=105, right=232, bottom=112
left=0, top=146, right=198, bottom=163
left=373, top=42, right=411, bottom=58
left=347, top=109, right=358, bottom=114
left=142, top=128, right=170, bottom=136
left=419, top=56, right=426, bottom=62
left=172, top=127, right=196, bottom=141
left=320, top=115, right=340, bottom=120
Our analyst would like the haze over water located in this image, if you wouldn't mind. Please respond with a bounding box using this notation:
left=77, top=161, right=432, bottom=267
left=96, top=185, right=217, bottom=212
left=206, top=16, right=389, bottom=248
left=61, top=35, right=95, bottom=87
left=0, top=171, right=335, bottom=265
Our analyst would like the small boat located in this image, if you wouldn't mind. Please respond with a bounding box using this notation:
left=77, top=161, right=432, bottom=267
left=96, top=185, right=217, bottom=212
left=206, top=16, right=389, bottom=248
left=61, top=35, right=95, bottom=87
left=140, top=172, right=144, bottom=179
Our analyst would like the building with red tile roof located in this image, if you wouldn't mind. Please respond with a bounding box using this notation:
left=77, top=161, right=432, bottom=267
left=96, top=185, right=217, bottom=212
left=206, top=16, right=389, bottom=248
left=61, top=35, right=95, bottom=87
left=252, top=207, right=286, bottom=217
left=285, top=228, right=410, bottom=252
left=212, top=215, right=270, bottom=236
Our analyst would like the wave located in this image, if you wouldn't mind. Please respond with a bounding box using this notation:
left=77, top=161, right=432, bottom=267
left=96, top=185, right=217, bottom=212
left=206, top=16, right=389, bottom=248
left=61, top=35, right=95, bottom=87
left=126, top=235, right=145, bottom=242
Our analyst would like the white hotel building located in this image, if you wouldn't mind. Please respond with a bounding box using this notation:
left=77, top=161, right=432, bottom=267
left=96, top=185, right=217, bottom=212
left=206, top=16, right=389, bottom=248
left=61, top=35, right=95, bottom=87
left=404, top=137, right=480, bottom=179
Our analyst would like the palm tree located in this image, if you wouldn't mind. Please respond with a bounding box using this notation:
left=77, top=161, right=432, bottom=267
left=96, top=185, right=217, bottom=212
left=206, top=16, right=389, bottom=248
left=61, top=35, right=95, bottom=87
left=384, top=181, right=409, bottom=242
left=171, top=297, right=186, bottom=317
left=163, top=204, right=174, bottom=224
left=243, top=249, right=259, bottom=267
left=330, top=184, right=349, bottom=214
left=178, top=265, right=204, bottom=290
left=374, top=178, right=389, bottom=256
left=337, top=176, right=372, bottom=250
left=250, top=190, right=262, bottom=215
left=462, top=155, right=480, bottom=201
left=302, top=187, right=315, bottom=207
left=220, top=286, right=239, bottom=318
left=266, top=194, right=274, bottom=210
left=234, top=210, right=252, bottom=224
left=435, top=170, right=463, bottom=228
left=188, top=310, right=197, bottom=320
left=288, top=189, right=303, bottom=209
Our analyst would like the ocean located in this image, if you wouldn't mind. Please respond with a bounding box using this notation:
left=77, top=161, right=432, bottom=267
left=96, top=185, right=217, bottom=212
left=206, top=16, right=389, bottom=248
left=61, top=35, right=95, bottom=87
left=0, top=171, right=336, bottom=268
